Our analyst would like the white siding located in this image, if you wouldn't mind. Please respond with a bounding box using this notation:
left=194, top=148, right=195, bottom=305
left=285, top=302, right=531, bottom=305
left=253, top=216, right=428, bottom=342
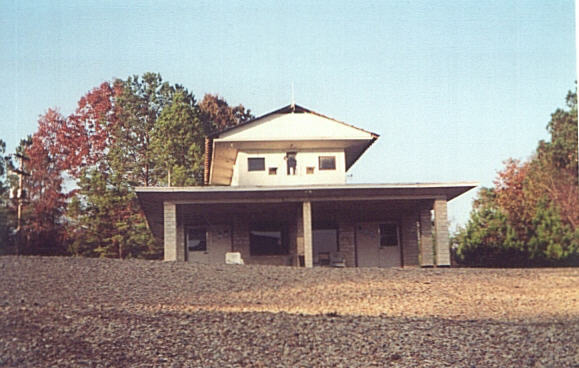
left=219, top=113, right=373, bottom=141
left=231, top=150, right=346, bottom=186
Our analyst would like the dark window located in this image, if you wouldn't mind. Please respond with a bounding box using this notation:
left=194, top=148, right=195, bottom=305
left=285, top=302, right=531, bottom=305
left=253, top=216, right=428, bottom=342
left=306, top=166, right=315, bottom=174
left=319, top=156, right=336, bottom=170
left=187, top=228, right=207, bottom=251
left=250, top=223, right=288, bottom=255
left=248, top=157, right=265, bottom=171
left=379, top=223, right=399, bottom=247
left=268, top=167, right=277, bottom=175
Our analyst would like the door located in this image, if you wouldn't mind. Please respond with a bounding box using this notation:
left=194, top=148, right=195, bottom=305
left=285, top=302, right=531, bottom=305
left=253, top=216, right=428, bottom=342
left=313, top=227, right=338, bottom=266
left=187, top=225, right=231, bottom=264
left=356, top=222, right=401, bottom=267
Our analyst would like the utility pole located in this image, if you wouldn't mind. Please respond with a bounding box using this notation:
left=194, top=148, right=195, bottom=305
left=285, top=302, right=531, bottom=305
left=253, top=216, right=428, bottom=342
left=10, top=153, right=30, bottom=254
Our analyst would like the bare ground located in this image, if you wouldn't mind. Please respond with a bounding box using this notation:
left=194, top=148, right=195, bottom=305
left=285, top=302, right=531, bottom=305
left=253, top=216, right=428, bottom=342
left=0, top=256, right=577, bottom=367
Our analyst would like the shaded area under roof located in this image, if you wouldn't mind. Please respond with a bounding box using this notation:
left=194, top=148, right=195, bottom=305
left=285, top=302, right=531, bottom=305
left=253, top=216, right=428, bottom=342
left=136, top=182, right=478, bottom=240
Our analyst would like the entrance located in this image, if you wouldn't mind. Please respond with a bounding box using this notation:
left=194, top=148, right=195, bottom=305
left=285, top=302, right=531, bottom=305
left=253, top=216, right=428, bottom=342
left=356, top=222, right=401, bottom=267
left=313, top=226, right=338, bottom=266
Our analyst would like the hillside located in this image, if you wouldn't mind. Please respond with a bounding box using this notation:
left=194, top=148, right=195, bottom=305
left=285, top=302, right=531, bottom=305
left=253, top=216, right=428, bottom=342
left=0, top=256, right=577, bottom=367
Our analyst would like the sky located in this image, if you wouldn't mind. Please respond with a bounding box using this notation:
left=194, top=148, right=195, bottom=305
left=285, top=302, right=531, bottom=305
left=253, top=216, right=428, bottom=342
left=0, top=0, right=576, bottom=230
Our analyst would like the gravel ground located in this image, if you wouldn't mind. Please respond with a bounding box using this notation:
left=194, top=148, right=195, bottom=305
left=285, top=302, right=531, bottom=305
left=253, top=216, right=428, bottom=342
left=0, top=256, right=577, bottom=367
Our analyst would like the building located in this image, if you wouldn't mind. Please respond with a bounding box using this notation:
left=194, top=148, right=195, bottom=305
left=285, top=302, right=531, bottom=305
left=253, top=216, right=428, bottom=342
left=136, top=104, right=476, bottom=267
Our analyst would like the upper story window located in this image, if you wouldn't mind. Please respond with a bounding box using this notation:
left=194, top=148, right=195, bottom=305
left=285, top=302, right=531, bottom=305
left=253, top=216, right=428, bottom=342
left=319, top=156, right=336, bottom=170
left=248, top=157, right=265, bottom=171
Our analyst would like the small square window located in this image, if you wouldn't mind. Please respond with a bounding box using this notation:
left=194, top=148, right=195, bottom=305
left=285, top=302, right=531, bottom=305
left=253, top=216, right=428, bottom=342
left=248, top=157, right=265, bottom=171
left=319, top=156, right=336, bottom=170
left=379, top=223, right=399, bottom=247
left=268, top=167, right=277, bottom=175
left=306, top=166, right=315, bottom=174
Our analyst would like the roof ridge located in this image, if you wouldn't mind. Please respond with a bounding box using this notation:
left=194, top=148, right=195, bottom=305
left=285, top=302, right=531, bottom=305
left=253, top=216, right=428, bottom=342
left=209, top=104, right=379, bottom=138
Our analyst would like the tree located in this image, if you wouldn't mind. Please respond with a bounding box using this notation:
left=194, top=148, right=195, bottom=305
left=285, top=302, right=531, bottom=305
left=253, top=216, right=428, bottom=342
left=199, top=93, right=254, bottom=133
left=110, top=73, right=175, bottom=187
left=67, top=169, right=159, bottom=259
left=56, top=82, right=119, bottom=177
left=151, top=90, right=205, bottom=186
left=19, top=110, right=68, bottom=255
left=0, top=139, right=13, bottom=251
left=454, top=87, right=579, bottom=266
left=11, top=72, right=254, bottom=259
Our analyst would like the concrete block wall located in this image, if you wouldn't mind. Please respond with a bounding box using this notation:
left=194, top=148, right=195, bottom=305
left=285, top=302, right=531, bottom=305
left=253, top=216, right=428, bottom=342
left=232, top=216, right=251, bottom=262
left=338, top=222, right=356, bottom=267
left=401, top=214, right=419, bottom=266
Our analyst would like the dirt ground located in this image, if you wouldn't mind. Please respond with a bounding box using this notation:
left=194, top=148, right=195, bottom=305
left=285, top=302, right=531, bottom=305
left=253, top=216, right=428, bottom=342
left=0, top=256, right=577, bottom=367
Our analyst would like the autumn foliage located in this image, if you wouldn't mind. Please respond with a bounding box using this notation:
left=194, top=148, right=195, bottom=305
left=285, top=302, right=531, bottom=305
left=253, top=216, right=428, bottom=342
left=454, top=89, right=579, bottom=266
left=2, top=73, right=252, bottom=258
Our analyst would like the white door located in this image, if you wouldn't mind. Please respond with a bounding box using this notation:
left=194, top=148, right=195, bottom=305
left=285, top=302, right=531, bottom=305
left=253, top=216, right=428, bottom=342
left=356, top=223, right=401, bottom=267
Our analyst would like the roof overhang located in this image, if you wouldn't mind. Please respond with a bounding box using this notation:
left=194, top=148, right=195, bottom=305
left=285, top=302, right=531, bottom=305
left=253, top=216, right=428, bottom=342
left=136, top=182, right=478, bottom=239
left=209, top=137, right=377, bottom=185
left=206, top=104, right=379, bottom=185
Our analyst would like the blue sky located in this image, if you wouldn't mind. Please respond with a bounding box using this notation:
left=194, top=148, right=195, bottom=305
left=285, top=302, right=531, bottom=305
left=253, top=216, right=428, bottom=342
left=0, top=1, right=576, bottom=229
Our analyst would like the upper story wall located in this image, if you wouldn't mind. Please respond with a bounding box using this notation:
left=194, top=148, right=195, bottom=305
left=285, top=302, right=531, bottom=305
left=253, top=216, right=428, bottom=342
left=232, top=150, right=346, bottom=186
left=207, top=105, right=379, bottom=186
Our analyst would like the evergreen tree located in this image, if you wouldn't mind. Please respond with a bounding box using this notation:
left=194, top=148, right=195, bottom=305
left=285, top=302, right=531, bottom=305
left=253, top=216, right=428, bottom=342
left=454, top=87, right=579, bottom=266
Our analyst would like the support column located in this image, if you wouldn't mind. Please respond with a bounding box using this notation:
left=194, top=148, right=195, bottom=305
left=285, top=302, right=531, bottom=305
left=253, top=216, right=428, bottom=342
left=434, top=199, right=450, bottom=266
left=419, top=208, right=434, bottom=267
left=163, top=202, right=178, bottom=261
left=302, top=201, right=313, bottom=268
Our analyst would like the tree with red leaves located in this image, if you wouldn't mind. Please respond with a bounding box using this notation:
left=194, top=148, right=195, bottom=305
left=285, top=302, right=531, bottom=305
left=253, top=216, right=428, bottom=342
left=18, top=110, right=68, bottom=255
left=454, top=87, right=578, bottom=266
left=8, top=73, right=253, bottom=259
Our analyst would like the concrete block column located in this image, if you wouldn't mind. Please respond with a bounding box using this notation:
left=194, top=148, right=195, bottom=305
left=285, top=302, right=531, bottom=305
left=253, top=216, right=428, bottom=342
left=338, top=222, right=356, bottom=267
left=302, top=201, right=313, bottom=268
left=296, top=206, right=304, bottom=259
left=164, top=202, right=178, bottom=261
left=419, top=208, right=434, bottom=267
left=434, top=199, right=450, bottom=266
left=401, top=214, right=419, bottom=266
left=163, top=202, right=185, bottom=261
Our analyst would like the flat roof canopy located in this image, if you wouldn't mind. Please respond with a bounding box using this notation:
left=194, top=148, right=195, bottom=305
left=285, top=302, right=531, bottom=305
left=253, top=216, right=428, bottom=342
left=136, top=183, right=478, bottom=239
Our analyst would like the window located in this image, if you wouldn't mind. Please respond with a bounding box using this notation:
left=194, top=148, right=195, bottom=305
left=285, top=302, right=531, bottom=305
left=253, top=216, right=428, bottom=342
left=319, top=156, right=336, bottom=170
left=379, top=223, right=399, bottom=247
left=249, top=223, right=288, bottom=255
left=248, top=157, right=265, bottom=171
left=268, top=167, right=277, bottom=175
left=306, top=166, right=315, bottom=174
left=187, top=228, right=207, bottom=252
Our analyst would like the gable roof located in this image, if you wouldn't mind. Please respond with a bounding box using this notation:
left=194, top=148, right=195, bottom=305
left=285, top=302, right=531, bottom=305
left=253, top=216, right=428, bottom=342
left=209, top=104, right=379, bottom=139
left=206, top=104, right=379, bottom=185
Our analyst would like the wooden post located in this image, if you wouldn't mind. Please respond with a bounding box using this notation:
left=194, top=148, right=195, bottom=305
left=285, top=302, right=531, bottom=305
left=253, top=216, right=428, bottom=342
left=302, top=201, right=313, bottom=268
